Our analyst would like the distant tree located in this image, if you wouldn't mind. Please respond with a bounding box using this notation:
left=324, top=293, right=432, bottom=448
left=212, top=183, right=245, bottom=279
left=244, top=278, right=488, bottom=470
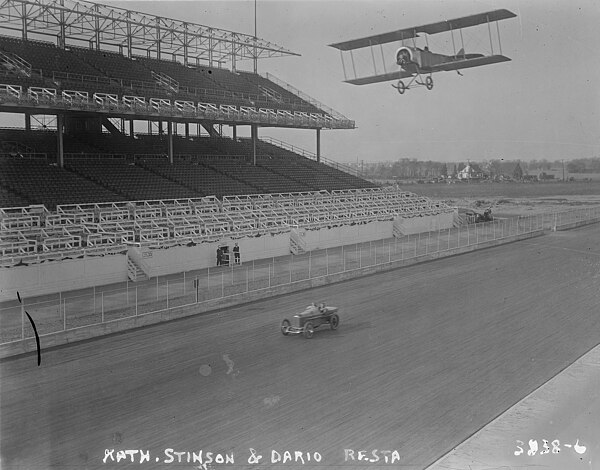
left=489, top=159, right=503, bottom=179
left=457, top=162, right=466, bottom=172
left=452, top=164, right=458, bottom=177
left=441, top=163, right=448, bottom=178
left=513, top=162, right=523, bottom=180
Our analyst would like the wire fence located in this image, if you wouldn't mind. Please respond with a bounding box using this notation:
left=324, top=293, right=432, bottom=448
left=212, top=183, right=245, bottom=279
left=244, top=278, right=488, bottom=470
left=1, top=207, right=599, bottom=344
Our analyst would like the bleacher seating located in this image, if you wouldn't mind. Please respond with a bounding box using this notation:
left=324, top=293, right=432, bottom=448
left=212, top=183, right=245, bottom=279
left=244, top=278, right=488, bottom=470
left=1, top=129, right=376, bottom=207
left=203, top=157, right=311, bottom=194
left=66, top=158, right=200, bottom=201
left=0, top=184, right=30, bottom=208
left=0, top=36, right=99, bottom=78
left=0, top=187, right=452, bottom=267
left=0, top=156, right=124, bottom=209
left=138, top=158, right=259, bottom=198
left=0, top=36, right=329, bottom=114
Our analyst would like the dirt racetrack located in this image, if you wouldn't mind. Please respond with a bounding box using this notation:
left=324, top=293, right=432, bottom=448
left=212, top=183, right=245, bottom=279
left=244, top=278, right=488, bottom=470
left=1, top=223, right=599, bottom=469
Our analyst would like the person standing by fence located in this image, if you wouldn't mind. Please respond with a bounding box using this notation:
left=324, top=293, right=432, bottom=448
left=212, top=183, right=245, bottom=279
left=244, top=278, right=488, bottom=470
left=233, top=243, right=241, bottom=265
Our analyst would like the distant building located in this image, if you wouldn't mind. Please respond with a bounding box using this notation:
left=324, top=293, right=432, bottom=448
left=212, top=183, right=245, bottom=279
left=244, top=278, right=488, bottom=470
left=457, top=163, right=484, bottom=180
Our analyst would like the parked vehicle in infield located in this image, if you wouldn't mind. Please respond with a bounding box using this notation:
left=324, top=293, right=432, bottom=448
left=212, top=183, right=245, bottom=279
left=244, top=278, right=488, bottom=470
left=281, top=303, right=340, bottom=339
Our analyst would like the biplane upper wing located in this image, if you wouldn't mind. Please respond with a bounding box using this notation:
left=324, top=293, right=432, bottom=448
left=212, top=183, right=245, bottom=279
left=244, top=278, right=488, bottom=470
left=329, top=9, right=516, bottom=51
left=344, top=70, right=415, bottom=86
left=430, top=54, right=512, bottom=72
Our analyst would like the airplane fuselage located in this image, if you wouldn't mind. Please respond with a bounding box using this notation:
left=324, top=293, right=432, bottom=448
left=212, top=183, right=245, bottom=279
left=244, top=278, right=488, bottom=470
left=396, top=46, right=481, bottom=74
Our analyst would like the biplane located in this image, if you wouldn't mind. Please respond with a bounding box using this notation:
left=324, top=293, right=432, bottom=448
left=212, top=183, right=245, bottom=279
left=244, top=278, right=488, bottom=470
left=329, top=9, right=516, bottom=94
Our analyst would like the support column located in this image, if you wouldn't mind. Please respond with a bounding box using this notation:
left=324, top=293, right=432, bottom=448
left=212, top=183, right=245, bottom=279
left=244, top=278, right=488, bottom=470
left=232, top=125, right=237, bottom=141
left=167, top=121, right=173, bottom=164
left=25, top=114, right=31, bottom=131
left=57, top=114, right=64, bottom=168
left=129, top=119, right=134, bottom=137
left=251, top=124, right=258, bottom=165
left=185, top=122, right=189, bottom=139
left=316, top=128, right=321, bottom=163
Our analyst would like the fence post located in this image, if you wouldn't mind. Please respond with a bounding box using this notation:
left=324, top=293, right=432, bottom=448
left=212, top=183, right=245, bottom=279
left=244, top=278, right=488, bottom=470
left=93, top=285, right=96, bottom=314
left=289, top=255, right=292, bottom=283
left=309, top=251, right=312, bottom=277
left=374, top=243, right=377, bottom=265
left=166, top=279, right=169, bottom=309
left=401, top=237, right=404, bottom=260
left=476, top=224, right=479, bottom=244
left=136, top=286, right=139, bottom=315
left=388, top=239, right=391, bottom=263
left=326, top=248, right=329, bottom=274
left=126, top=279, right=129, bottom=305
left=63, top=298, right=66, bottom=331
left=221, top=271, right=224, bottom=297
left=437, top=228, right=441, bottom=252
left=415, top=233, right=418, bottom=257
left=183, top=271, right=186, bottom=295
left=359, top=243, right=362, bottom=268
left=269, top=264, right=271, bottom=287
left=247, top=267, right=250, bottom=292
left=343, top=245, right=346, bottom=271
left=156, top=276, right=159, bottom=301
left=101, top=292, right=104, bottom=323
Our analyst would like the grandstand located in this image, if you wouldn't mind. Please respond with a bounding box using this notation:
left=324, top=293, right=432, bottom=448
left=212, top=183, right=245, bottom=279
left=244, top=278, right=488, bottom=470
left=0, top=0, right=456, bottom=303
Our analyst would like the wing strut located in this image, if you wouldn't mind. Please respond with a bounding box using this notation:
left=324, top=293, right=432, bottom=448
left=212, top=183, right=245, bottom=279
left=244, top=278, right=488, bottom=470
left=369, top=41, right=377, bottom=75
left=487, top=14, right=494, bottom=55
left=350, top=49, right=357, bottom=78
left=496, top=21, right=503, bottom=55
left=380, top=43, right=387, bottom=74
left=340, top=50, right=348, bottom=81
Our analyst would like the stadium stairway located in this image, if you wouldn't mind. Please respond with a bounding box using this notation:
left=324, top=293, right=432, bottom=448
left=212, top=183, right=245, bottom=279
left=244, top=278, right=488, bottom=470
left=127, top=255, right=148, bottom=282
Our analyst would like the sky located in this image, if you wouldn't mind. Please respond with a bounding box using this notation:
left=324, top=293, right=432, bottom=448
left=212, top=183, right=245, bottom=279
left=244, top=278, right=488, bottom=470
left=6, top=0, right=600, bottom=164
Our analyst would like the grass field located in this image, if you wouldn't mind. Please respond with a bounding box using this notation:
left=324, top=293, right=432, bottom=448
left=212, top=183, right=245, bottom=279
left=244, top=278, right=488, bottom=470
left=404, top=180, right=600, bottom=199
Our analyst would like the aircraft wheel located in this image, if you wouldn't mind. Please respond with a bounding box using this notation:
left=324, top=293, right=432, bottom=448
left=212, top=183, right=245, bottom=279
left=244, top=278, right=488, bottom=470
left=425, top=76, right=434, bottom=90
left=396, top=80, right=406, bottom=94
left=303, top=322, right=314, bottom=339
left=281, top=319, right=291, bottom=336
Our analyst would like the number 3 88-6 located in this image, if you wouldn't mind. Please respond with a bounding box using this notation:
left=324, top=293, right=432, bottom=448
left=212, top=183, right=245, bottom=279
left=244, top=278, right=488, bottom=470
left=514, top=439, right=560, bottom=456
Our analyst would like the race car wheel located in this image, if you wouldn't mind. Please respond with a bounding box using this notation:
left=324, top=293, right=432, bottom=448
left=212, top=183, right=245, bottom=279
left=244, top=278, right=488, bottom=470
left=396, top=80, right=406, bottom=94
left=281, top=319, right=291, bottom=336
left=329, top=314, right=339, bottom=330
left=303, top=322, right=314, bottom=339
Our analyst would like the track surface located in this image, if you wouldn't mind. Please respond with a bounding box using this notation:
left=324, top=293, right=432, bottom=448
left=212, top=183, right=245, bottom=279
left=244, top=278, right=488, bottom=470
left=1, top=224, right=599, bottom=469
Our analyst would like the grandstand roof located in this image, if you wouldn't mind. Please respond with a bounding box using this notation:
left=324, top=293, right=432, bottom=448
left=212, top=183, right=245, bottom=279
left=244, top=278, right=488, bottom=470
left=0, top=0, right=299, bottom=66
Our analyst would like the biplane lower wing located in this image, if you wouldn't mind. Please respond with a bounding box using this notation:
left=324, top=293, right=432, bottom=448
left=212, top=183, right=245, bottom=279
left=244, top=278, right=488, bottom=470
left=344, top=70, right=414, bottom=85
left=431, top=55, right=511, bottom=72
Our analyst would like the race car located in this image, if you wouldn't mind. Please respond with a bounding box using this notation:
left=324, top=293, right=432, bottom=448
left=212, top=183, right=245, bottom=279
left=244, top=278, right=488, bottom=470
left=280, top=303, right=339, bottom=339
